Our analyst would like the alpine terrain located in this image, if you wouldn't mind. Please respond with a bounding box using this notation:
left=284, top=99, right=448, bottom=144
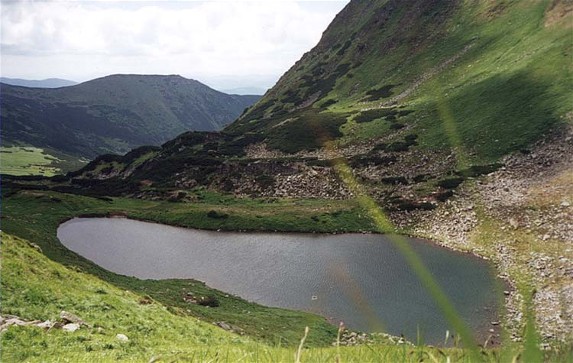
left=2, top=0, right=572, bottom=361
left=0, top=74, right=260, bottom=174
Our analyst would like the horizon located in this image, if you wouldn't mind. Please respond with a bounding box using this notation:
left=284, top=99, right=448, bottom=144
left=0, top=73, right=270, bottom=95
left=0, top=0, right=350, bottom=91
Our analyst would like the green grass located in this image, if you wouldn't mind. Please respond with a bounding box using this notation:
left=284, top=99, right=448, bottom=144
left=0, top=146, right=62, bottom=176
left=1, top=190, right=378, bottom=348
left=5, top=229, right=571, bottom=363
left=231, top=0, right=572, bottom=168
left=0, top=229, right=481, bottom=362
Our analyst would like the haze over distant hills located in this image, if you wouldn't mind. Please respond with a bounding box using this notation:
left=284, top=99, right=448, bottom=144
left=1, top=74, right=260, bottom=166
left=0, top=77, right=78, bottom=88
left=221, top=87, right=268, bottom=96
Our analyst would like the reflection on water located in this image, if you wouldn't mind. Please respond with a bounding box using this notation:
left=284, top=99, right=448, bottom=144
left=58, top=217, right=501, bottom=344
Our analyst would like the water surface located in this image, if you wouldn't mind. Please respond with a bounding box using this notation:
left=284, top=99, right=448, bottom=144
left=58, top=218, right=501, bottom=344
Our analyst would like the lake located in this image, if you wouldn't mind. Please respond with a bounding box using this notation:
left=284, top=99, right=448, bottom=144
left=58, top=217, right=502, bottom=344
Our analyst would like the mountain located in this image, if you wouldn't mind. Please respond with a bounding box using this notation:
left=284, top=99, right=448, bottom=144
left=221, top=87, right=268, bottom=96
left=0, top=77, right=78, bottom=88
left=3, top=0, right=573, bottom=358
left=1, top=74, right=260, bottom=169
left=71, top=0, right=571, bottom=202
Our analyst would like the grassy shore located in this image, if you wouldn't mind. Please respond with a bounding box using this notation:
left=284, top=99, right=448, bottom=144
left=3, top=189, right=573, bottom=361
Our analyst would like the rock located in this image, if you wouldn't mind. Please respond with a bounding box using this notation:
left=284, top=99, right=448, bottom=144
left=29, top=243, right=43, bottom=253
left=36, top=320, right=55, bottom=329
left=116, top=333, right=129, bottom=342
left=508, top=218, right=519, bottom=229
left=561, top=201, right=570, bottom=207
left=60, top=311, right=86, bottom=326
left=215, top=321, right=232, bottom=331
left=62, top=323, right=80, bottom=332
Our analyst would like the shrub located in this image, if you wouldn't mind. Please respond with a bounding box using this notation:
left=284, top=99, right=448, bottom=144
left=197, top=295, right=220, bottom=307
left=207, top=210, right=229, bottom=219
left=437, top=177, right=465, bottom=189
left=365, top=85, right=395, bottom=101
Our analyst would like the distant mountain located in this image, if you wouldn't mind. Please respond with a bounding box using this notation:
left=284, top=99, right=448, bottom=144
left=1, top=74, right=260, bottom=161
left=221, top=87, right=268, bottom=96
left=0, top=77, right=78, bottom=88
left=71, top=0, right=571, bottom=205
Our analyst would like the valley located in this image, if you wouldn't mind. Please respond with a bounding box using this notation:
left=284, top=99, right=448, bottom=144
left=2, top=0, right=572, bottom=361
left=1, top=75, right=260, bottom=174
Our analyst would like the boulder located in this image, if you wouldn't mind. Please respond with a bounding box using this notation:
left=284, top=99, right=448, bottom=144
left=62, top=323, right=80, bottom=332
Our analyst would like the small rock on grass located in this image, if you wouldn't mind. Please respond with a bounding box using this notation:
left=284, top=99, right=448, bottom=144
left=62, top=323, right=80, bottom=332
left=116, top=333, right=129, bottom=342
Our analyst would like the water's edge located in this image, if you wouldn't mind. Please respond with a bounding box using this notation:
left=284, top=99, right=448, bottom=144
left=58, top=216, right=499, bottom=346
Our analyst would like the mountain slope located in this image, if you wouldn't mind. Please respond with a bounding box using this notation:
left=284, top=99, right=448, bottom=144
left=0, top=74, right=260, bottom=165
left=70, top=0, right=571, bottom=203
left=229, top=0, right=572, bottom=161
left=4, top=0, right=572, bottom=351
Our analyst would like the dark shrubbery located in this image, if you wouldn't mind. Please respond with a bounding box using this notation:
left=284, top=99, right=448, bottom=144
left=350, top=155, right=396, bottom=167
left=354, top=108, right=398, bottom=123
left=456, top=163, right=502, bottom=178
left=266, top=109, right=348, bottom=153
left=437, top=177, right=465, bottom=189
left=380, top=176, right=408, bottom=185
left=207, top=210, right=229, bottom=219
left=435, top=190, right=454, bottom=202
left=196, top=295, right=220, bottom=307
left=365, top=84, right=395, bottom=101
left=320, top=99, right=338, bottom=108
left=255, top=174, right=275, bottom=189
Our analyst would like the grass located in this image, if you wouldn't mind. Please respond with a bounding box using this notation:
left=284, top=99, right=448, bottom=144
left=6, top=230, right=572, bottom=362
left=0, top=146, right=62, bottom=176
left=1, top=189, right=378, bottom=348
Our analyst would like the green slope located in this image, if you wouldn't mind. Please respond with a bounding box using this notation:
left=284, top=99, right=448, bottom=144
left=1, top=74, right=259, bottom=172
left=6, top=191, right=571, bottom=362
left=62, top=0, right=571, bottom=206
left=230, top=0, right=572, bottom=161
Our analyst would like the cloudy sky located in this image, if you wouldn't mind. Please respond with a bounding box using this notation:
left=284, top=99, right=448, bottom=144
left=0, top=0, right=349, bottom=92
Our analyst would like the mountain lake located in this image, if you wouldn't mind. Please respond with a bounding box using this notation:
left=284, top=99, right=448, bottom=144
left=58, top=217, right=503, bottom=345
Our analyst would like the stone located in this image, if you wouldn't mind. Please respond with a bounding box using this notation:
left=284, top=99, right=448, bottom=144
left=62, top=323, right=80, bottom=332
left=60, top=311, right=85, bottom=326
left=36, top=320, right=55, bottom=329
left=215, top=321, right=232, bottom=331
left=508, top=218, right=519, bottom=229
left=116, top=333, right=129, bottom=342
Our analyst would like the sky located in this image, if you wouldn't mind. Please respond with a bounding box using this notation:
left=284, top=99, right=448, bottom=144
left=0, top=0, right=350, bottom=92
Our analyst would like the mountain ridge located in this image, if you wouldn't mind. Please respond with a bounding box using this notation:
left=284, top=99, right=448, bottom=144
left=0, top=77, right=78, bottom=88
left=1, top=74, right=260, bottom=172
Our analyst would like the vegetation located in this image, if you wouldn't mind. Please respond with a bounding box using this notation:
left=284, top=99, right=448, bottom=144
left=0, top=146, right=63, bottom=176
left=1, top=75, right=260, bottom=173
left=3, top=0, right=573, bottom=361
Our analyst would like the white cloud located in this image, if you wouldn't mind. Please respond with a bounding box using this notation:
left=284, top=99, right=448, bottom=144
left=0, top=1, right=349, bottom=88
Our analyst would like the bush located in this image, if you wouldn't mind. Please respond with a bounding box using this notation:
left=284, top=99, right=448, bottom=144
left=207, top=210, right=229, bottom=219
left=197, top=295, right=220, bottom=307
left=380, top=176, right=408, bottom=185
left=437, top=177, right=465, bottom=189
left=365, top=84, right=395, bottom=101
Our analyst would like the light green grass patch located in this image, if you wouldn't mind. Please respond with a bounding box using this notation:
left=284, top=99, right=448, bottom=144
left=0, top=146, right=62, bottom=176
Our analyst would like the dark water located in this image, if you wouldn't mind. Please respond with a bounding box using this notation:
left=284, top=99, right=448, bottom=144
left=58, top=218, right=501, bottom=344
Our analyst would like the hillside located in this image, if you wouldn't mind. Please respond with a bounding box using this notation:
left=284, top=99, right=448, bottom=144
left=0, top=74, right=259, bottom=173
left=2, top=0, right=573, bottom=361
left=67, top=0, right=571, bottom=208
